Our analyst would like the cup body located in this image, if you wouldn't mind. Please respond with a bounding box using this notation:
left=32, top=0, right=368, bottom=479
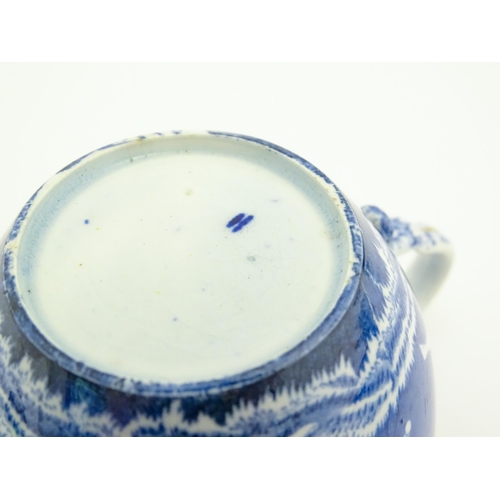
left=0, top=132, right=434, bottom=436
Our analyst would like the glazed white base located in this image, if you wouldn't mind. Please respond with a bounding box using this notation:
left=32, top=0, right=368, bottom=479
left=17, top=135, right=351, bottom=384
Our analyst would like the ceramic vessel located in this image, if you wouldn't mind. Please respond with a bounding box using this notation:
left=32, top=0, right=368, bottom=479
left=0, top=132, right=452, bottom=436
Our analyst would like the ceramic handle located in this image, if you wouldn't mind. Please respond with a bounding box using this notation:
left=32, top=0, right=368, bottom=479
left=361, top=205, right=453, bottom=310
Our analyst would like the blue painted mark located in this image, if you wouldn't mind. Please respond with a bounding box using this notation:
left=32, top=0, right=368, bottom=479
left=226, top=213, right=254, bottom=232
left=232, top=215, right=254, bottom=233
left=84, top=219, right=89, bottom=225
left=226, top=213, right=245, bottom=228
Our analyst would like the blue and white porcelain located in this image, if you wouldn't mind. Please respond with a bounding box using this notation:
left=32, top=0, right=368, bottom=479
left=0, top=131, right=452, bottom=436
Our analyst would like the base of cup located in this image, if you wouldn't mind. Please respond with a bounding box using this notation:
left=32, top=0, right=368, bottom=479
left=5, top=132, right=361, bottom=392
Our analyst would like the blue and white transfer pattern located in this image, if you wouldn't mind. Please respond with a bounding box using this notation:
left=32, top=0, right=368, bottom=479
left=0, top=132, right=435, bottom=437
left=361, top=205, right=450, bottom=256
left=0, top=205, right=433, bottom=437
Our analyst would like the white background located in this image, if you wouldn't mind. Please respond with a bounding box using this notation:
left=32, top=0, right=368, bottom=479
left=0, top=63, right=498, bottom=436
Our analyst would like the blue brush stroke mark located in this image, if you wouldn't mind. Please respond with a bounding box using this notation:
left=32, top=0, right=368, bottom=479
left=84, top=219, right=89, bottom=225
left=226, top=213, right=245, bottom=228
left=232, top=215, right=254, bottom=233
